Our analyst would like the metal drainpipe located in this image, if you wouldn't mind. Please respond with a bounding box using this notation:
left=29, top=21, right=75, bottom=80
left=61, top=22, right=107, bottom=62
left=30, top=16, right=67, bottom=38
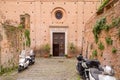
left=0, top=24, right=4, bottom=72
left=86, top=41, right=89, bottom=59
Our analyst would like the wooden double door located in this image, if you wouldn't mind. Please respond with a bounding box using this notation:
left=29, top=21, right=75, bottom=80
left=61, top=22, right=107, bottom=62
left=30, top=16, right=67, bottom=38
left=53, top=33, right=65, bottom=56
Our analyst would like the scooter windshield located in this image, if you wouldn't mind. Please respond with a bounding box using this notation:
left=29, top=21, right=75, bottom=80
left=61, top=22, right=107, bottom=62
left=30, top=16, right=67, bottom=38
left=19, top=50, right=26, bottom=58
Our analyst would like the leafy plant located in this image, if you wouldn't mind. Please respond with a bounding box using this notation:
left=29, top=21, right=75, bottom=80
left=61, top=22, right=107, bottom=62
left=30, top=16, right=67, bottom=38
left=105, top=37, right=113, bottom=45
left=43, top=44, right=50, bottom=53
left=0, top=65, right=18, bottom=76
left=98, top=42, right=104, bottom=50
left=112, top=17, right=120, bottom=27
left=103, top=24, right=110, bottom=31
left=93, top=17, right=106, bottom=43
left=97, top=0, right=109, bottom=12
left=92, top=50, right=98, bottom=58
left=112, top=47, right=117, bottom=54
left=69, top=43, right=76, bottom=53
left=18, top=24, right=24, bottom=29
left=24, top=29, right=30, bottom=47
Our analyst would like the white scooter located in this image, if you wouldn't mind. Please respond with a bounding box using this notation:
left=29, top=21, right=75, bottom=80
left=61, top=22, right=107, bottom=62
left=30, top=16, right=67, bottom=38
left=89, top=66, right=116, bottom=80
left=18, top=50, right=30, bottom=72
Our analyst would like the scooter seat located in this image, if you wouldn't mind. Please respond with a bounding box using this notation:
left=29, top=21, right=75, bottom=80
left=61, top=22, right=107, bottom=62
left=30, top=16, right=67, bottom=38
left=90, top=68, right=102, bottom=80
left=86, top=60, right=100, bottom=68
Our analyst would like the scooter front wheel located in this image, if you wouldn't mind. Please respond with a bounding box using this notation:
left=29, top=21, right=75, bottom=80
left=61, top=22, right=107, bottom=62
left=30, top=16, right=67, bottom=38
left=18, top=67, right=22, bottom=72
left=18, top=66, right=24, bottom=72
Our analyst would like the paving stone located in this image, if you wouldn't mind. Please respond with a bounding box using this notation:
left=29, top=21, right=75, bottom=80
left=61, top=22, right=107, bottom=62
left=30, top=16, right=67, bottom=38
left=0, top=58, right=81, bottom=80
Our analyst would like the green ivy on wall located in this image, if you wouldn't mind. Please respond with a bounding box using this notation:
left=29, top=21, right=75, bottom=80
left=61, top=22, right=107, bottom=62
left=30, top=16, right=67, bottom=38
left=24, top=29, right=30, bottom=47
left=92, top=50, right=98, bottom=58
left=18, top=24, right=24, bottom=30
left=93, top=17, right=107, bottom=43
left=112, top=47, right=117, bottom=54
left=105, top=37, right=113, bottom=45
left=112, top=17, right=120, bottom=27
left=92, top=16, right=120, bottom=55
left=98, top=42, right=104, bottom=50
left=93, top=17, right=120, bottom=44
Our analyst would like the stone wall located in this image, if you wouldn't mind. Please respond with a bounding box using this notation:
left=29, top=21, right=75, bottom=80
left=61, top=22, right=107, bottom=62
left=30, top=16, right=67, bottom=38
left=83, top=0, right=120, bottom=79
left=0, top=23, right=26, bottom=68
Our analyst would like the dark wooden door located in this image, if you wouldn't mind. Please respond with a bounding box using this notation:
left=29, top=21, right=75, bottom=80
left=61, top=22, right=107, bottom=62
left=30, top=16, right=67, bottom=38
left=53, top=44, right=59, bottom=56
left=53, top=33, right=65, bottom=56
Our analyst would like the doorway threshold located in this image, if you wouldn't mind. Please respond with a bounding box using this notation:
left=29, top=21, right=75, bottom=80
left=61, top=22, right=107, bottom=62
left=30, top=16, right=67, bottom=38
left=51, top=56, right=66, bottom=59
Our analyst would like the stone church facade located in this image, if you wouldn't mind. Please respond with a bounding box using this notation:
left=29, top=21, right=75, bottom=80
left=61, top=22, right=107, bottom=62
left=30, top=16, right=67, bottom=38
left=0, top=0, right=100, bottom=57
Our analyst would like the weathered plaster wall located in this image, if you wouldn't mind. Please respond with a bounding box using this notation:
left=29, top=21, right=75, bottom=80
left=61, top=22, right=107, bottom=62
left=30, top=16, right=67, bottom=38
left=83, top=0, right=120, bottom=79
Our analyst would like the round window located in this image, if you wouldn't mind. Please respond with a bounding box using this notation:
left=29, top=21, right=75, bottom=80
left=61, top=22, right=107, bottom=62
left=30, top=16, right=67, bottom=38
left=55, top=10, right=63, bottom=19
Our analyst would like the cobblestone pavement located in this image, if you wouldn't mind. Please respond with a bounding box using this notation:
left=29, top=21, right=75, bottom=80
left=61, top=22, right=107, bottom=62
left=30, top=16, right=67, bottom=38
left=0, top=57, right=81, bottom=80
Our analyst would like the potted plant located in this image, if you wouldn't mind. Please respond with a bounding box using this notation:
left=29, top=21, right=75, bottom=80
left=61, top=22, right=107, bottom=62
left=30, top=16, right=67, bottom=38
left=43, top=44, right=50, bottom=58
left=68, top=43, right=76, bottom=58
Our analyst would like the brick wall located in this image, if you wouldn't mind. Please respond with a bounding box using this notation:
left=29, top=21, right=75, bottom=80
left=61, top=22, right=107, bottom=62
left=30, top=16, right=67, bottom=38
left=0, top=0, right=100, bottom=56
left=83, top=0, right=120, bottom=79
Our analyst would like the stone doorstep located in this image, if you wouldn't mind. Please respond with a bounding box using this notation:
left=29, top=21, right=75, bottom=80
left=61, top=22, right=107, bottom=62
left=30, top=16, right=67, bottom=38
left=51, top=56, right=66, bottom=59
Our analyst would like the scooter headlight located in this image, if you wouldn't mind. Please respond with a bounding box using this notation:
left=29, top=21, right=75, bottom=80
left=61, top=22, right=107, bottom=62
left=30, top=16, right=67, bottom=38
left=103, top=66, right=114, bottom=76
left=19, top=63, right=24, bottom=67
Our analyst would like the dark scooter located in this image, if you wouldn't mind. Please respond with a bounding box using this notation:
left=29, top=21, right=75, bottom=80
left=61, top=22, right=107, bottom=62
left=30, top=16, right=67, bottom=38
left=26, top=49, right=35, bottom=65
left=76, top=54, right=116, bottom=80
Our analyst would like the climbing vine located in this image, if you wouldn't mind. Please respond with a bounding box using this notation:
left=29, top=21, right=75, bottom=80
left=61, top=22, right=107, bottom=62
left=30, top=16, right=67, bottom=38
left=92, top=16, right=120, bottom=55
left=18, top=24, right=24, bottom=30
left=24, top=29, right=30, bottom=47
left=92, top=17, right=107, bottom=43
left=93, top=17, right=120, bottom=43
